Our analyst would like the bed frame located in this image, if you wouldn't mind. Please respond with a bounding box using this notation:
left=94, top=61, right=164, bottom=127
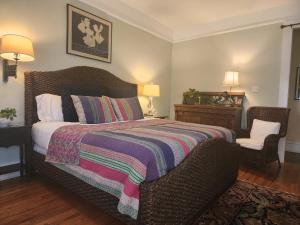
left=25, top=66, right=240, bottom=225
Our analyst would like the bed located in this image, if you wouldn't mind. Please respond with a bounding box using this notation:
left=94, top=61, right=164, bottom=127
left=25, top=66, right=240, bottom=225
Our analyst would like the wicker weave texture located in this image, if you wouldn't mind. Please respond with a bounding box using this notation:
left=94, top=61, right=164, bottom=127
left=237, top=106, right=291, bottom=168
left=247, top=107, right=291, bottom=137
left=25, top=66, right=137, bottom=126
left=138, top=139, right=240, bottom=225
left=31, top=140, right=239, bottom=225
left=25, top=67, right=240, bottom=225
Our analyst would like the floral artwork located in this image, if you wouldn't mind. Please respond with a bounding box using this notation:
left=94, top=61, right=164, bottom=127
left=77, top=18, right=104, bottom=48
left=67, top=4, right=112, bottom=63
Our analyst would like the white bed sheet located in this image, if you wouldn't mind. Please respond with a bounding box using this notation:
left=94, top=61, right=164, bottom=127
left=33, top=144, right=48, bottom=155
left=32, top=118, right=154, bottom=154
left=32, top=121, right=77, bottom=150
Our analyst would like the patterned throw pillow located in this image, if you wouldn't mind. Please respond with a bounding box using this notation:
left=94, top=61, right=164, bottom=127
left=71, top=95, right=117, bottom=124
left=107, top=96, right=144, bottom=121
left=61, top=86, right=107, bottom=122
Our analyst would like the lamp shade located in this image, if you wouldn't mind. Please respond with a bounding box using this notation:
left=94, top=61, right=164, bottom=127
left=143, top=84, right=160, bottom=97
left=224, top=71, right=239, bottom=86
left=0, top=34, right=34, bottom=62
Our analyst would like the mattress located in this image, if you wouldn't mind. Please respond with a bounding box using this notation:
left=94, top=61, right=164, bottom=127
left=32, top=121, right=77, bottom=151
left=32, top=119, right=153, bottom=151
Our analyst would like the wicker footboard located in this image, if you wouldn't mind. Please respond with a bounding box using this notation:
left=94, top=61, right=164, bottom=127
left=30, top=139, right=239, bottom=225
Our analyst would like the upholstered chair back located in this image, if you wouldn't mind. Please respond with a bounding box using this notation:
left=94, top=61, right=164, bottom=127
left=247, top=107, right=291, bottom=138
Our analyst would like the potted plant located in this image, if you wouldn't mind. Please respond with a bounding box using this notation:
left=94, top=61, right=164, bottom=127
left=183, top=89, right=201, bottom=104
left=0, top=108, right=17, bottom=127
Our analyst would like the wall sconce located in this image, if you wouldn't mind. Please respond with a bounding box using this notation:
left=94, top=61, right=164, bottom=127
left=0, top=34, right=35, bottom=82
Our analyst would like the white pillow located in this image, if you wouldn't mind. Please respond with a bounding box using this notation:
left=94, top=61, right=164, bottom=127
left=36, top=94, right=64, bottom=122
left=250, top=119, right=281, bottom=141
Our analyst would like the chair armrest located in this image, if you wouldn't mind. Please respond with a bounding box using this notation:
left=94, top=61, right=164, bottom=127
left=234, top=129, right=250, bottom=138
left=262, top=134, right=281, bottom=158
left=263, top=134, right=280, bottom=148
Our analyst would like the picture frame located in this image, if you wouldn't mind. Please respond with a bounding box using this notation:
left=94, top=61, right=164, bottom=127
left=67, top=4, right=112, bottom=63
left=295, top=66, right=300, bottom=100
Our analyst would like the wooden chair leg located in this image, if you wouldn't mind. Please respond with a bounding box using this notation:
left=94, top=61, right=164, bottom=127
left=277, top=154, right=281, bottom=169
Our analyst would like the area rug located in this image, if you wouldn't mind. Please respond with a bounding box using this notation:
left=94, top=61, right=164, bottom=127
left=193, top=180, right=300, bottom=225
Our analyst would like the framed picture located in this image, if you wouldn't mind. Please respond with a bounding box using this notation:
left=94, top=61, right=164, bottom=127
left=295, top=66, right=300, bottom=100
left=67, top=4, right=112, bottom=63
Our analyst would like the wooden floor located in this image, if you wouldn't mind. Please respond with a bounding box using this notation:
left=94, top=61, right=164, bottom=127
left=239, top=152, right=300, bottom=195
left=1, top=152, right=300, bottom=225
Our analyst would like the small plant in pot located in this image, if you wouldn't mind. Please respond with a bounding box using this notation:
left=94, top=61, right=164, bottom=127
left=0, top=108, right=17, bottom=127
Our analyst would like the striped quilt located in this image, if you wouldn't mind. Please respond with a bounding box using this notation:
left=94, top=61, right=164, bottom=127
left=46, top=119, right=234, bottom=219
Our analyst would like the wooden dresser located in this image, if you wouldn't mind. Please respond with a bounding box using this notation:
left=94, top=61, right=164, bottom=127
left=174, top=104, right=242, bottom=129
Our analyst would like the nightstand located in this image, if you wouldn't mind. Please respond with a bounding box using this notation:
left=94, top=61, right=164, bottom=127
left=0, top=126, right=31, bottom=177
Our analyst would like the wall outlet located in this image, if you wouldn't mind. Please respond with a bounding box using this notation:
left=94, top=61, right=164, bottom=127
left=251, top=86, right=260, bottom=93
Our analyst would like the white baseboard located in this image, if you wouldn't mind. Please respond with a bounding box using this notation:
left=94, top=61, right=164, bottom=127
left=286, top=140, right=300, bottom=153
left=0, top=171, right=20, bottom=181
left=0, top=161, right=21, bottom=181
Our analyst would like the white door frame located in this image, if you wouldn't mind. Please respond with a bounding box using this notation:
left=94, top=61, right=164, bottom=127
left=278, top=20, right=300, bottom=162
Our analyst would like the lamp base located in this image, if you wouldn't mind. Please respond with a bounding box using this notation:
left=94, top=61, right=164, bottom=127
left=147, top=96, right=154, bottom=115
left=3, top=60, right=17, bottom=83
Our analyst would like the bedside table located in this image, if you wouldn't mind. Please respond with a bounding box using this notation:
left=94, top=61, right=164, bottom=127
left=0, top=126, right=31, bottom=177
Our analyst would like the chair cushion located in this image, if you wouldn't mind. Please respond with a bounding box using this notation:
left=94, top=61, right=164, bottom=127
left=236, top=138, right=264, bottom=150
left=250, top=119, right=281, bottom=141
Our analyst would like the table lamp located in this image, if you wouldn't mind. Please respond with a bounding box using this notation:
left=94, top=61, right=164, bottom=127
left=223, top=71, right=239, bottom=92
left=143, top=84, right=160, bottom=116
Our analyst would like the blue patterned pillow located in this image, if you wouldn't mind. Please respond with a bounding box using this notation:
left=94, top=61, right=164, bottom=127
left=71, top=95, right=117, bottom=124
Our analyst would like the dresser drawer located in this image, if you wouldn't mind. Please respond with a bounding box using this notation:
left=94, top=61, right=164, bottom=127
left=175, top=104, right=242, bottom=129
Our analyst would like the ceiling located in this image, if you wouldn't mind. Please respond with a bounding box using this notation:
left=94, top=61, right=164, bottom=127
left=80, top=0, right=300, bottom=42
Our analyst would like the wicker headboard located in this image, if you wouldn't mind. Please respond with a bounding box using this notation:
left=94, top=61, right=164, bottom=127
left=24, top=66, right=137, bottom=126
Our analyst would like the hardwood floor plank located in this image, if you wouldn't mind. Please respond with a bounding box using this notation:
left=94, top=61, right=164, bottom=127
left=238, top=152, right=300, bottom=195
left=0, top=152, right=299, bottom=225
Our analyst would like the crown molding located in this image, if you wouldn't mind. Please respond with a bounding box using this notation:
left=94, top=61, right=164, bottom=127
left=173, top=3, right=300, bottom=43
left=78, top=1, right=300, bottom=43
left=78, top=0, right=173, bottom=42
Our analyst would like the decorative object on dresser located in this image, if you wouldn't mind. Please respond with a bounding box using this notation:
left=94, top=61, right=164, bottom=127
left=143, top=84, right=160, bottom=116
left=177, top=91, right=245, bottom=129
left=0, top=126, right=31, bottom=176
left=67, top=4, right=112, bottom=63
left=295, top=66, right=300, bottom=100
left=0, top=34, right=35, bottom=82
left=235, top=106, right=290, bottom=169
left=183, top=89, right=244, bottom=106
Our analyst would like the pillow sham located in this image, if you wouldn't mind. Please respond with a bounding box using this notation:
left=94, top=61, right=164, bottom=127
left=36, top=94, right=64, bottom=122
left=71, top=95, right=117, bottom=124
left=61, top=86, right=107, bottom=122
left=108, top=96, right=144, bottom=121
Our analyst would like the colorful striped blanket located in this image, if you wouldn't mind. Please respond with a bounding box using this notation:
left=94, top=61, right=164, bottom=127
left=46, top=119, right=234, bottom=219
